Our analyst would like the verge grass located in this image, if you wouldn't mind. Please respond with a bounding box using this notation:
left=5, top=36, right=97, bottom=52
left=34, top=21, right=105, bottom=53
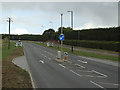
left=2, top=39, right=32, bottom=88
left=33, top=41, right=119, bottom=62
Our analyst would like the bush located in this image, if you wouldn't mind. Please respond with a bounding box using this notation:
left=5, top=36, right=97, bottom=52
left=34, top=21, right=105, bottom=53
left=63, top=40, right=120, bottom=52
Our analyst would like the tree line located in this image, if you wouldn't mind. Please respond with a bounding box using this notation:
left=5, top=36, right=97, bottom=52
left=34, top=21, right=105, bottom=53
left=2, top=26, right=119, bottom=42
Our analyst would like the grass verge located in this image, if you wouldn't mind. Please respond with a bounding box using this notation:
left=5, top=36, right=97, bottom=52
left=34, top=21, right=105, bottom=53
left=33, top=41, right=119, bottom=62
left=2, top=41, right=32, bottom=88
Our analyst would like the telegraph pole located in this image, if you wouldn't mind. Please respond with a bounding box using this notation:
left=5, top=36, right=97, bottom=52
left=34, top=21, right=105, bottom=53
left=7, top=18, right=13, bottom=49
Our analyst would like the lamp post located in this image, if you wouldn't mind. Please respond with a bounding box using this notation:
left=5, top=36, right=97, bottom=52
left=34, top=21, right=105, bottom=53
left=60, top=13, right=63, bottom=60
left=67, top=11, right=74, bottom=52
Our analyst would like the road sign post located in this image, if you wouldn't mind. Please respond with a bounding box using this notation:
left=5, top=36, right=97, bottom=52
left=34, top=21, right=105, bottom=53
left=59, top=34, right=64, bottom=60
left=60, top=14, right=63, bottom=60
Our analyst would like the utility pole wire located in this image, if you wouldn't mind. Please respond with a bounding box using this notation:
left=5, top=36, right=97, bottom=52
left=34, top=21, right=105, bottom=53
left=6, top=17, right=13, bottom=49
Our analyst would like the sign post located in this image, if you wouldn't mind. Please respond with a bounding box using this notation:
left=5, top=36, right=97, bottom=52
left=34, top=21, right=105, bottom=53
left=60, top=13, right=63, bottom=60
left=59, top=34, right=64, bottom=60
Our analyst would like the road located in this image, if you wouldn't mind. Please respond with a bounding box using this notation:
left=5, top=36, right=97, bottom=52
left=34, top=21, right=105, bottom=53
left=23, top=42, right=119, bottom=89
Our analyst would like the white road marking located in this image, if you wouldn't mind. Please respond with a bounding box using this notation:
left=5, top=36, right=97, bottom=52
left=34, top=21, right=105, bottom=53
left=92, top=70, right=107, bottom=78
left=81, top=75, right=106, bottom=78
left=44, top=56, right=47, bottom=58
left=70, top=70, right=81, bottom=77
left=39, top=60, right=44, bottom=63
left=90, top=81, right=105, bottom=89
left=77, top=70, right=92, bottom=72
left=75, top=64, right=85, bottom=68
left=59, top=64, right=66, bottom=68
left=78, top=60, right=87, bottom=64
left=97, top=82, right=119, bottom=86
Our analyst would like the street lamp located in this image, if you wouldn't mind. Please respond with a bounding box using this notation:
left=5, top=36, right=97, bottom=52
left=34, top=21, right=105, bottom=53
left=67, top=11, right=74, bottom=52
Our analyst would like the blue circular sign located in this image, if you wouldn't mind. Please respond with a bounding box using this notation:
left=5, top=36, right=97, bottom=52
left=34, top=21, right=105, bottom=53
left=59, top=34, right=64, bottom=41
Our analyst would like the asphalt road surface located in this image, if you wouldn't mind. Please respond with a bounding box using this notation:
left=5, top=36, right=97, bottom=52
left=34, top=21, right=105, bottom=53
left=23, top=42, right=119, bottom=89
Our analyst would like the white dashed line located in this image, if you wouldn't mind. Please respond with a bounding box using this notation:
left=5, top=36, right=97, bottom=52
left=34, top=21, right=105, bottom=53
left=59, top=64, right=66, bottom=68
left=70, top=70, right=81, bottom=77
left=78, top=60, right=87, bottom=64
left=39, top=60, right=44, bottom=63
left=92, top=70, right=107, bottom=78
left=90, top=81, right=105, bottom=89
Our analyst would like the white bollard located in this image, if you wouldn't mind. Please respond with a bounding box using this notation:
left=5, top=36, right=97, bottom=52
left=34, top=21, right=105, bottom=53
left=57, top=51, right=61, bottom=59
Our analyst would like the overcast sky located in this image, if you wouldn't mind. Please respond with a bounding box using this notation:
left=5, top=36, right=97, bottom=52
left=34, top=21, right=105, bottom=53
left=0, top=1, right=118, bottom=35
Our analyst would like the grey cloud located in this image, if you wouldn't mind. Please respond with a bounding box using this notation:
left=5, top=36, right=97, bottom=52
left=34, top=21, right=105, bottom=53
left=2, top=2, right=118, bottom=28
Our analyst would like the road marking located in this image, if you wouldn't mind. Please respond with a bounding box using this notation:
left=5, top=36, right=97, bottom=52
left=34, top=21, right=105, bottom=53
left=97, top=82, right=119, bottom=86
left=44, top=56, right=47, bottom=58
left=81, top=75, right=106, bottom=78
left=78, top=60, right=87, bottom=64
left=90, top=81, right=105, bottom=89
left=77, top=70, right=92, bottom=72
left=70, top=70, right=81, bottom=77
left=92, top=70, right=107, bottom=78
left=75, top=64, right=85, bottom=68
left=48, top=58, right=51, bottom=60
left=39, top=60, right=44, bottom=63
left=59, top=64, right=66, bottom=68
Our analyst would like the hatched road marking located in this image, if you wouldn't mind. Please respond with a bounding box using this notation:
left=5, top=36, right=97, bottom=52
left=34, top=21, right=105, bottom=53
left=92, top=70, right=107, bottom=78
left=90, top=81, right=106, bottom=89
left=78, top=60, right=87, bottom=64
left=39, top=60, right=44, bottom=63
left=59, top=64, right=66, bottom=68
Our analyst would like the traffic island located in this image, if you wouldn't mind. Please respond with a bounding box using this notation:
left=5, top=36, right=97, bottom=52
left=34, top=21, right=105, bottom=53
left=54, top=58, right=72, bottom=64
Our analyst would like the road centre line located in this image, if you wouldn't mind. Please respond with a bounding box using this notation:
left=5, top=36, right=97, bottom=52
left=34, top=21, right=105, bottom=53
left=59, top=64, right=66, bottom=68
left=92, top=70, right=107, bottom=77
left=90, top=81, right=105, bottom=89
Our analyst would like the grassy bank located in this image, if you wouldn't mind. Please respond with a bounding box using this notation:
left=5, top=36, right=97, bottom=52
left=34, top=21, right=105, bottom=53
left=32, top=41, right=118, bottom=61
left=2, top=39, right=32, bottom=88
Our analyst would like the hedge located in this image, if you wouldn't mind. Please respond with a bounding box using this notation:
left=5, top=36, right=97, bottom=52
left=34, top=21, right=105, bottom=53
left=63, top=40, right=120, bottom=52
